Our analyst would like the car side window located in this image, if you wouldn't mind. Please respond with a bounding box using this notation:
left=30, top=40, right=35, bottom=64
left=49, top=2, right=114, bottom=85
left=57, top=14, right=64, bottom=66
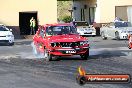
left=109, top=22, right=115, bottom=28
left=39, top=29, right=45, bottom=38
left=0, top=26, right=8, bottom=31
left=46, top=27, right=54, bottom=36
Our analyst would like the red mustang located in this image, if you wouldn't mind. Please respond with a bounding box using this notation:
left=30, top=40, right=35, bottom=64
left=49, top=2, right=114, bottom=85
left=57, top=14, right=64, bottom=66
left=33, top=23, right=89, bottom=60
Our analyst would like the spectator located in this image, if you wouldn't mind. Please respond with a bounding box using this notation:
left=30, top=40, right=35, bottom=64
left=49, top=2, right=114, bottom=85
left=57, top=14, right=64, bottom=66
left=114, top=17, right=121, bottom=22
left=30, top=17, right=36, bottom=35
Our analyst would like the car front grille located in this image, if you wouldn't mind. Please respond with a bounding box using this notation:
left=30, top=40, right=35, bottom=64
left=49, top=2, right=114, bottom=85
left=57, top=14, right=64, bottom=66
left=0, top=36, right=6, bottom=37
left=128, top=31, right=132, bottom=33
left=0, top=40, right=9, bottom=43
left=51, top=42, right=80, bottom=47
left=84, top=32, right=92, bottom=34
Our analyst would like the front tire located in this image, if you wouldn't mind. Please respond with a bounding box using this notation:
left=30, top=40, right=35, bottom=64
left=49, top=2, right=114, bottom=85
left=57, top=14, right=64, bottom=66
left=92, top=35, right=96, bottom=37
left=115, top=32, right=120, bottom=40
left=101, top=32, right=107, bottom=40
left=80, top=49, right=89, bottom=60
left=8, top=42, right=14, bottom=46
left=44, top=49, right=52, bottom=61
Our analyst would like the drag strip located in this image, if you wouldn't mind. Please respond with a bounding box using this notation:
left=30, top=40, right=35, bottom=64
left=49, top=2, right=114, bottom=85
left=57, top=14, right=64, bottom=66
left=0, top=37, right=132, bottom=88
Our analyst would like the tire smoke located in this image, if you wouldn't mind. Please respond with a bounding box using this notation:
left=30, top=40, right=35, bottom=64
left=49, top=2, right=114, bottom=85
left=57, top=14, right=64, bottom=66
left=31, top=42, right=45, bottom=59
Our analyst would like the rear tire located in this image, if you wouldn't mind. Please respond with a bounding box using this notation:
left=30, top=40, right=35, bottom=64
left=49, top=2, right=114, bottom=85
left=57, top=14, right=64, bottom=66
left=80, top=49, right=89, bottom=60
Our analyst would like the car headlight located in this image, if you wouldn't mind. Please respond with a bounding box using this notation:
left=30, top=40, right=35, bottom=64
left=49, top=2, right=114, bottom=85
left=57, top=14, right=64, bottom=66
left=51, top=42, right=60, bottom=47
left=91, top=29, right=94, bottom=31
left=80, top=41, right=89, bottom=45
left=6, top=35, right=13, bottom=37
left=121, top=31, right=127, bottom=33
left=80, top=29, right=84, bottom=31
left=92, top=28, right=96, bottom=31
left=91, top=29, right=96, bottom=32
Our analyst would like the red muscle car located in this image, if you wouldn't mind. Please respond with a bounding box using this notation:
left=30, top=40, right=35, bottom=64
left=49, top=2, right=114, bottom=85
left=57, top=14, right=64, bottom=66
left=33, top=23, right=89, bottom=60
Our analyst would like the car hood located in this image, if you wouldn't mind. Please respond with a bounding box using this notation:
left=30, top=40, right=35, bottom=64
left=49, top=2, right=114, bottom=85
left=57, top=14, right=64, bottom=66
left=0, top=31, right=13, bottom=36
left=76, top=26, right=95, bottom=31
left=47, top=34, right=87, bottom=43
left=77, top=26, right=91, bottom=29
left=118, top=27, right=132, bottom=31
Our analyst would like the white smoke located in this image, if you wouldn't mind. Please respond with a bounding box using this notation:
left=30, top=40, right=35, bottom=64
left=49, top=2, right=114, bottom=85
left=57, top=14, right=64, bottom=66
left=31, top=42, right=45, bottom=59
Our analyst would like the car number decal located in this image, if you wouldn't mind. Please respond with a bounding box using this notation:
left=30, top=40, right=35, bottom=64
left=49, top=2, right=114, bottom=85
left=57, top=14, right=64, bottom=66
left=66, top=50, right=76, bottom=54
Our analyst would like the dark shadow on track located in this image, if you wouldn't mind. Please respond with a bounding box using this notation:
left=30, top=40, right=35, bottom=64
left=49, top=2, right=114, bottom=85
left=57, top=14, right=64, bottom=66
left=15, top=40, right=32, bottom=45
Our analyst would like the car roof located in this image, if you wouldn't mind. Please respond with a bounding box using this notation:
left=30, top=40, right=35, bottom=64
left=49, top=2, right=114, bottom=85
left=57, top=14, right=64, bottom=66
left=0, top=24, right=5, bottom=26
left=73, top=21, right=87, bottom=22
left=112, top=21, right=129, bottom=23
left=43, top=23, right=72, bottom=27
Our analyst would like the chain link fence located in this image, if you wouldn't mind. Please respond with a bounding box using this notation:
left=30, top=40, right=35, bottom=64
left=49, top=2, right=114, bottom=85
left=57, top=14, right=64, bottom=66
left=57, top=1, right=73, bottom=22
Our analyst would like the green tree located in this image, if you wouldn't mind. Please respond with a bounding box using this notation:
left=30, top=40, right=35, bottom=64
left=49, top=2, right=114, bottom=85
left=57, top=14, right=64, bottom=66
left=57, top=1, right=72, bottom=21
left=61, top=15, right=72, bottom=23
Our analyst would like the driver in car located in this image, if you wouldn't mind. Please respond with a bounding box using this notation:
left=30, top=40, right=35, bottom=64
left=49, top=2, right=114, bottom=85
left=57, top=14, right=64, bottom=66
left=61, top=27, right=70, bottom=34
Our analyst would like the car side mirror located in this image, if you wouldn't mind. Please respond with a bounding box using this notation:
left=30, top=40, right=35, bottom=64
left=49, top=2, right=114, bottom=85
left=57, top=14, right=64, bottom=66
left=10, top=29, right=12, bottom=32
left=108, top=26, right=113, bottom=28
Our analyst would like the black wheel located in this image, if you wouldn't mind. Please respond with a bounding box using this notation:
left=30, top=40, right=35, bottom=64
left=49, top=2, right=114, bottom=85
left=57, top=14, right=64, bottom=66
left=92, top=35, right=96, bottom=37
left=115, top=32, right=120, bottom=40
left=44, top=49, right=52, bottom=61
left=128, top=44, right=131, bottom=49
left=76, top=76, right=86, bottom=86
left=101, top=32, right=107, bottom=40
left=80, top=49, right=89, bottom=60
left=8, top=42, right=14, bottom=46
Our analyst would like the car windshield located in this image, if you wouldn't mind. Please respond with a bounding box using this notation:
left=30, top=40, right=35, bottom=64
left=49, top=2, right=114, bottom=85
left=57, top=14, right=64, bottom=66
left=73, top=22, right=89, bottom=26
left=115, top=22, right=131, bottom=27
left=46, top=26, right=78, bottom=36
left=0, top=26, right=8, bottom=31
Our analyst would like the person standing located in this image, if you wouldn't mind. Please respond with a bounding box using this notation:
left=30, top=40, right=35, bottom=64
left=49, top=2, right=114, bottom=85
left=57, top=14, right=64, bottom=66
left=30, top=17, right=36, bottom=35
left=114, top=17, right=121, bottom=22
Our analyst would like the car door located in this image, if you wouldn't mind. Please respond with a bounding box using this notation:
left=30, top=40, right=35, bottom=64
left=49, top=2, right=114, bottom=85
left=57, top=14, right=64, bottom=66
left=100, top=23, right=108, bottom=36
left=39, top=27, right=45, bottom=51
left=33, top=28, right=40, bottom=44
left=107, top=22, right=115, bottom=38
left=34, top=26, right=44, bottom=52
left=102, top=23, right=109, bottom=37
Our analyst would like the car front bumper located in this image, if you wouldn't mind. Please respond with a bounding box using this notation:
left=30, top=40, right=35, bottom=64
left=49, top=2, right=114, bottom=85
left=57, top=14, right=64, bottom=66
left=119, top=33, right=132, bottom=39
left=49, top=47, right=89, bottom=56
left=0, top=36, right=14, bottom=44
left=78, top=31, right=96, bottom=36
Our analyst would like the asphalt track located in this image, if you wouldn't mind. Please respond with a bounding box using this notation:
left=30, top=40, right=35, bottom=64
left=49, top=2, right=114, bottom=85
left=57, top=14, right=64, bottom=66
left=0, top=37, right=132, bottom=88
